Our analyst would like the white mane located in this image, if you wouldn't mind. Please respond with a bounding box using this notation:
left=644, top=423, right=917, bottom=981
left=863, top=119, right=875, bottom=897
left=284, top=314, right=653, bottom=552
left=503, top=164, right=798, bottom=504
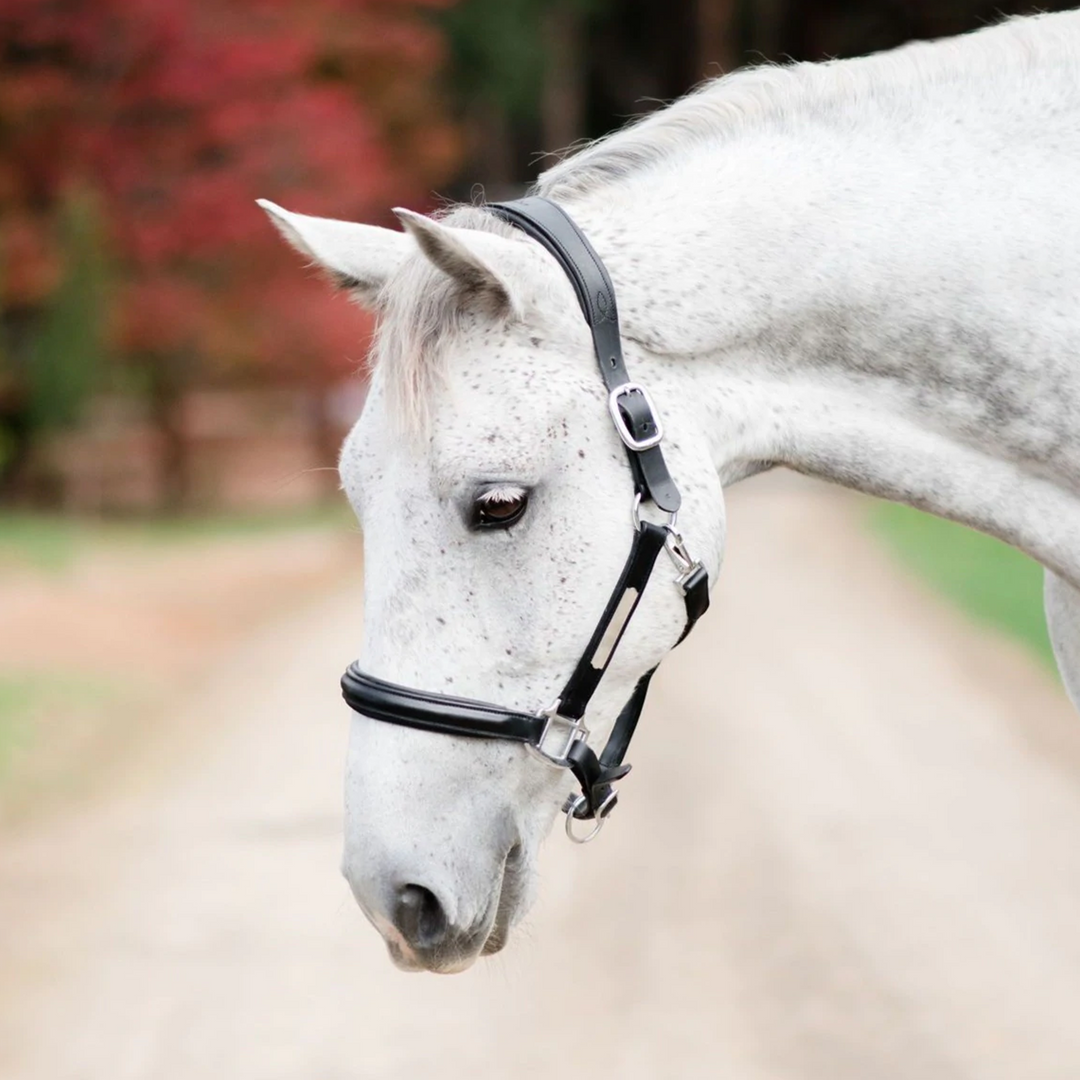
left=537, top=12, right=1077, bottom=200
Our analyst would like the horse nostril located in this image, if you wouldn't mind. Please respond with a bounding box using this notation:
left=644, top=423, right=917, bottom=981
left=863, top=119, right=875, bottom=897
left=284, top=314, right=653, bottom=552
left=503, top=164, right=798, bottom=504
left=394, top=884, right=449, bottom=950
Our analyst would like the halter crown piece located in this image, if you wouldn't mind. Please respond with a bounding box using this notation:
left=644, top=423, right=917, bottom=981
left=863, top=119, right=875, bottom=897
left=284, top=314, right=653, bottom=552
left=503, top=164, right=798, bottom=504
left=340, top=196, right=710, bottom=843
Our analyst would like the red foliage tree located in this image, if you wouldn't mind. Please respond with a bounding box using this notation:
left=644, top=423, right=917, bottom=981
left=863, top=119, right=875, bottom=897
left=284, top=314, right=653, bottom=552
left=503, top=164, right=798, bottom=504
left=0, top=0, right=459, bottom=504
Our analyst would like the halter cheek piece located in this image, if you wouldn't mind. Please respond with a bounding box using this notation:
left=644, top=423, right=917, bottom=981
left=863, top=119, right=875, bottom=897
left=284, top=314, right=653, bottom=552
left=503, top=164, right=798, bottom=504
left=340, top=196, right=710, bottom=843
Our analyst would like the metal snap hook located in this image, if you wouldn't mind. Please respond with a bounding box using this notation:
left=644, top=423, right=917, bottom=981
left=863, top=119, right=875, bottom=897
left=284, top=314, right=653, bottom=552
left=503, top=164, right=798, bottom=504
left=664, top=527, right=695, bottom=573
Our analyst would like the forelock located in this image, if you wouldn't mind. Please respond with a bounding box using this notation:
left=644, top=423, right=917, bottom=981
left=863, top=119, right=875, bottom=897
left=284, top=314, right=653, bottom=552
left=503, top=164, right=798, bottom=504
left=373, top=204, right=520, bottom=436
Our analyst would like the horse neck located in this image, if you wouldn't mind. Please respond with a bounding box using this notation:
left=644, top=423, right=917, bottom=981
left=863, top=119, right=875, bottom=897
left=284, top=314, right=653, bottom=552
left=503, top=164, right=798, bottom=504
left=553, top=56, right=1080, bottom=582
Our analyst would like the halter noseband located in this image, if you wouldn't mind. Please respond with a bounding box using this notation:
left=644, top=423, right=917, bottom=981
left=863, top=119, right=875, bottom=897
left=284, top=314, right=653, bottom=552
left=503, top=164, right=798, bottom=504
left=340, top=196, right=710, bottom=842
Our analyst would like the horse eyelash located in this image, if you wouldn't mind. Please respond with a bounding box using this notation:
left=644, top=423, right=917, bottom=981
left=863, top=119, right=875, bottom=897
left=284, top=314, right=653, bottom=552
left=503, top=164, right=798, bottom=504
left=476, top=484, right=527, bottom=505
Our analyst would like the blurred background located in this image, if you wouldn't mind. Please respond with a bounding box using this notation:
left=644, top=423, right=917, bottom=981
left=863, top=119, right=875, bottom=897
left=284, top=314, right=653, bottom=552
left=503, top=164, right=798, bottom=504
left=3, top=2, right=1080, bottom=1078
left=4, top=0, right=1079, bottom=519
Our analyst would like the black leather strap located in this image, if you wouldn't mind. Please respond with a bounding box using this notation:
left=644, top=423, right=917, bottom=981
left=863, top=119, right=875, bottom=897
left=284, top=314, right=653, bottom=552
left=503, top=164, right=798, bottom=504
left=678, top=564, right=711, bottom=644
left=565, top=666, right=655, bottom=819
left=341, top=665, right=545, bottom=743
left=488, top=197, right=624, bottom=383
left=490, top=197, right=681, bottom=513
left=557, top=520, right=667, bottom=720
left=600, top=667, right=655, bottom=770
left=617, top=390, right=682, bottom=512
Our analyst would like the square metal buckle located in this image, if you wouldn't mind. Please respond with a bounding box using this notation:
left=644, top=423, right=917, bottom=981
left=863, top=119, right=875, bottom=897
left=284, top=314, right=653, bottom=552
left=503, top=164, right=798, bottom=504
left=529, top=701, right=589, bottom=767
left=608, top=383, right=664, bottom=451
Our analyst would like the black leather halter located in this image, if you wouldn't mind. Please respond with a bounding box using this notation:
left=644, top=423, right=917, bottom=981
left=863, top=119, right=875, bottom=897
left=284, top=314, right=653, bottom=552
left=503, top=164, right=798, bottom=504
left=340, top=196, right=710, bottom=842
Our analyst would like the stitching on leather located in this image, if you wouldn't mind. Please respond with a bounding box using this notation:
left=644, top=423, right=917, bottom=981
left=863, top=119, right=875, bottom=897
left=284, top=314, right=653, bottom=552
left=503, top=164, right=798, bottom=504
left=522, top=199, right=616, bottom=326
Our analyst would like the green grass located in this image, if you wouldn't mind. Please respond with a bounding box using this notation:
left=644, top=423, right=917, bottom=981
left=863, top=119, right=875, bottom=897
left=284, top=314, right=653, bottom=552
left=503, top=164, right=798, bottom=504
left=0, top=503, right=354, bottom=571
left=871, top=502, right=1054, bottom=668
left=0, top=514, right=85, bottom=571
left=0, top=675, right=50, bottom=781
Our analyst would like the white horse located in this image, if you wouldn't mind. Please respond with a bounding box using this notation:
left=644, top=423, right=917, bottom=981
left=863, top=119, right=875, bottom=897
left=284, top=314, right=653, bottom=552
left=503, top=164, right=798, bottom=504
left=260, top=11, right=1080, bottom=973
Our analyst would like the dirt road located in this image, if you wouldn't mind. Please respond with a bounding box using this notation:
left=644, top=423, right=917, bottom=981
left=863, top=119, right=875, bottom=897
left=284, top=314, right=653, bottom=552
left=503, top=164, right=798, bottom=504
left=3, top=475, right=1080, bottom=1080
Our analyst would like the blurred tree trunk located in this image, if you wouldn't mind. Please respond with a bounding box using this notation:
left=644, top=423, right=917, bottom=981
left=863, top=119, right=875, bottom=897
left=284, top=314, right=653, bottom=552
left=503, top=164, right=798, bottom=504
left=696, top=0, right=739, bottom=79
left=542, top=3, right=586, bottom=154
left=148, top=355, right=190, bottom=514
left=468, top=98, right=515, bottom=191
left=0, top=306, right=39, bottom=500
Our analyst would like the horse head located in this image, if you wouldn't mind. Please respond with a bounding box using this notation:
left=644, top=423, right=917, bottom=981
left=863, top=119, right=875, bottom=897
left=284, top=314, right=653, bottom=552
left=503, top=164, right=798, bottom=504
left=260, top=198, right=725, bottom=972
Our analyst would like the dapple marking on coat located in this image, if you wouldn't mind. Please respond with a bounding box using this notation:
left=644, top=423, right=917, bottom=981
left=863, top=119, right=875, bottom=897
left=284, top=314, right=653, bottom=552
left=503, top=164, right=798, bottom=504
left=260, top=11, right=1080, bottom=973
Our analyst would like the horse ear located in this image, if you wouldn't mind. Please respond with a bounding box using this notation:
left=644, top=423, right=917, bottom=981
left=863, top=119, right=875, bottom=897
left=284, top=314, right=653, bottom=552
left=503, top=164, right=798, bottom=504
left=392, top=208, right=520, bottom=316
left=257, top=199, right=408, bottom=308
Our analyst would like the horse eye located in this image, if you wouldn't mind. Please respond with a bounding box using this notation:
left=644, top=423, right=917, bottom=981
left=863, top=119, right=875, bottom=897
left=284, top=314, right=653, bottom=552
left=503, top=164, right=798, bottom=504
left=471, top=489, right=529, bottom=530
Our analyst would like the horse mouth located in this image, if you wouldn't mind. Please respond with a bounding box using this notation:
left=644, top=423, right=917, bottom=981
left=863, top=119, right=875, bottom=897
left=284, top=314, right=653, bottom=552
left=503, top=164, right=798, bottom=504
left=483, top=842, right=525, bottom=955
left=468, top=842, right=527, bottom=963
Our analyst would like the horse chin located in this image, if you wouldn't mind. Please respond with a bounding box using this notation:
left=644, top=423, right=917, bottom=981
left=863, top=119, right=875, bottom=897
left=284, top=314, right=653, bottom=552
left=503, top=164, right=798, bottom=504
left=384, top=940, right=478, bottom=974
left=381, top=920, right=507, bottom=974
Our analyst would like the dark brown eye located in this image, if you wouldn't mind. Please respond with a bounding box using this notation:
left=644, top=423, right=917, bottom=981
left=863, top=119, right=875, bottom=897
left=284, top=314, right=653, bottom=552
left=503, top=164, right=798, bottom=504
left=471, top=487, right=529, bottom=530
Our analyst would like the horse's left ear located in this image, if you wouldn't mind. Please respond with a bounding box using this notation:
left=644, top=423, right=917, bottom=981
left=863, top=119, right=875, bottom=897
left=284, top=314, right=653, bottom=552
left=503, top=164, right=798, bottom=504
left=393, top=209, right=522, bottom=316
left=257, top=199, right=408, bottom=309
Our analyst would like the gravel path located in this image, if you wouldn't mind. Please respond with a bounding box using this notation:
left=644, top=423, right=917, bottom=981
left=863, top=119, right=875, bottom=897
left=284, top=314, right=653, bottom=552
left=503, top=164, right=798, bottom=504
left=3, top=476, right=1080, bottom=1080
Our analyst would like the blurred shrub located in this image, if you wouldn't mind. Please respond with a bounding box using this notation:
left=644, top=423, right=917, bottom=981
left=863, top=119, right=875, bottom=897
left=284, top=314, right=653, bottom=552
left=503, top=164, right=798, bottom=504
left=25, top=192, right=108, bottom=433
left=0, top=0, right=462, bottom=506
left=438, top=0, right=602, bottom=124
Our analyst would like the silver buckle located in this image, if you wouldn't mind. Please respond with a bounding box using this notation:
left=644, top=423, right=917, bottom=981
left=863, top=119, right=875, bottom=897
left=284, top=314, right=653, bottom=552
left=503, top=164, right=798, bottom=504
left=608, top=383, right=664, bottom=451
left=526, top=701, right=589, bottom=768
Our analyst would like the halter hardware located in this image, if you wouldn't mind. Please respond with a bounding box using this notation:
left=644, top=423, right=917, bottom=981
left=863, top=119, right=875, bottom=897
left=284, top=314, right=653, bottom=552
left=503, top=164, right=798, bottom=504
left=529, top=702, right=590, bottom=767
left=340, top=195, right=710, bottom=843
left=608, top=383, right=664, bottom=451
left=563, top=792, right=614, bottom=843
left=630, top=492, right=705, bottom=595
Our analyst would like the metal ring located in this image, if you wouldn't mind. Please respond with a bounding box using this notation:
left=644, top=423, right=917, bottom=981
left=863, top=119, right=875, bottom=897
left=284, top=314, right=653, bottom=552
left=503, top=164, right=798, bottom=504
left=631, top=492, right=678, bottom=534
left=564, top=795, right=606, bottom=844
